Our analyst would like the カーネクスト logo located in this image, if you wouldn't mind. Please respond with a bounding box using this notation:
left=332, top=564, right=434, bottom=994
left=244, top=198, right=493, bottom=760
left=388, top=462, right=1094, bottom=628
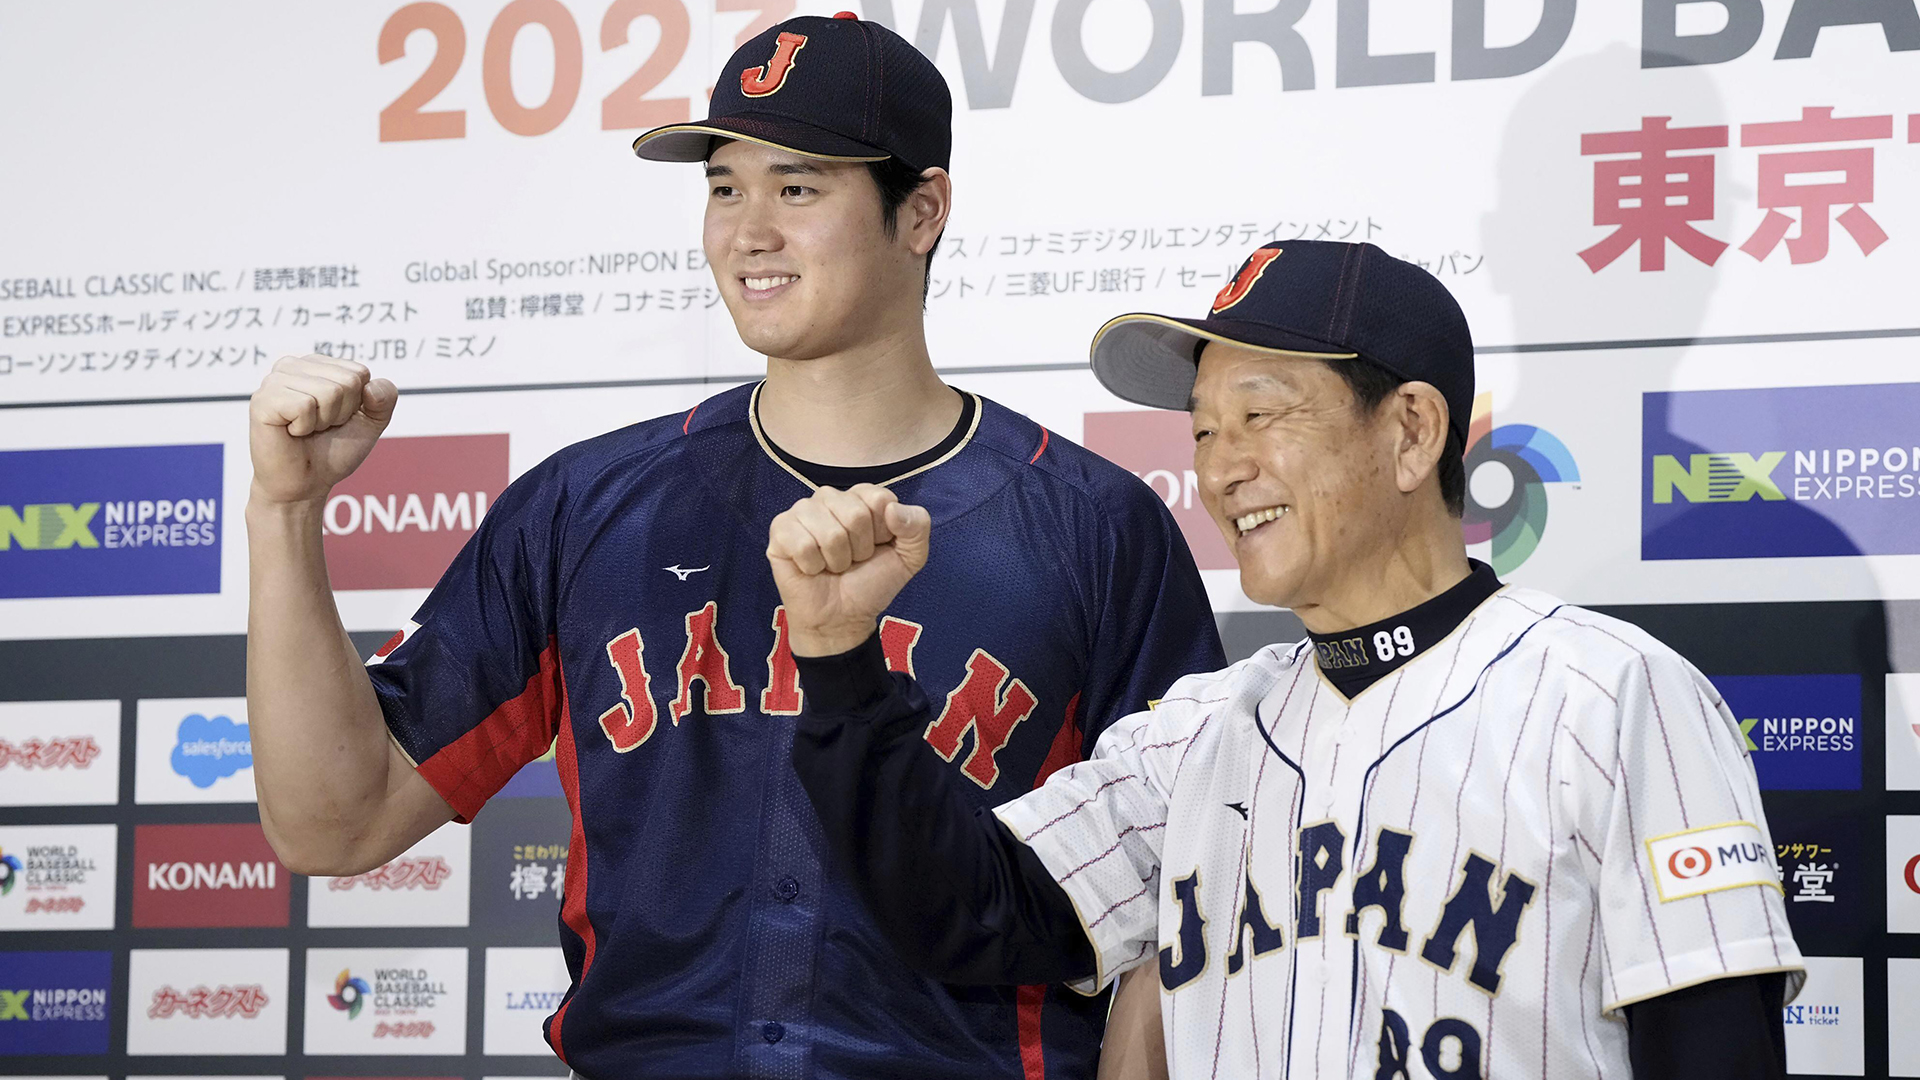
left=1643, top=383, right=1920, bottom=559
left=1462, top=394, right=1580, bottom=574
left=0, top=444, right=222, bottom=599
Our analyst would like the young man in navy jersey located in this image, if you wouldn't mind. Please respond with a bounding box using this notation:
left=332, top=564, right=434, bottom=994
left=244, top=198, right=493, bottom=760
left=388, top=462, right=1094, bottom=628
left=244, top=12, right=1219, bottom=1079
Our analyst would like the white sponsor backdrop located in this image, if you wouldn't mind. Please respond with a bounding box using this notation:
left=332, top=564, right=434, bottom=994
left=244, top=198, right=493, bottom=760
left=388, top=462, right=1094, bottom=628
left=132, top=697, right=255, bottom=805
left=0, top=699, right=122, bottom=806
left=124, top=947, right=291, bottom=1056
left=302, top=945, right=470, bottom=1055
left=483, top=946, right=571, bottom=1055
left=2, top=1, right=1917, bottom=1076
left=1787, top=955, right=1866, bottom=1078
left=307, top=820, right=474, bottom=927
left=0, top=823, right=118, bottom=931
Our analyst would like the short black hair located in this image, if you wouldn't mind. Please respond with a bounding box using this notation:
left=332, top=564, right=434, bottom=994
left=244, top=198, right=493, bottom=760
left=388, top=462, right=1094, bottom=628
left=1323, top=357, right=1466, bottom=517
left=867, top=157, right=942, bottom=301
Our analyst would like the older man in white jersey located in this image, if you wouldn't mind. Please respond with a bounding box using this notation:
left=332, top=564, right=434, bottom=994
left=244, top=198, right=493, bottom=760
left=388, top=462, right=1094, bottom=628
left=764, top=239, right=1805, bottom=1080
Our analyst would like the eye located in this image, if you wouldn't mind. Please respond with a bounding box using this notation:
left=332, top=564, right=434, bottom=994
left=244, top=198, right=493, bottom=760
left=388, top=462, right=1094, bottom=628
left=710, top=185, right=737, bottom=199
left=782, top=185, right=814, bottom=199
left=1192, top=428, right=1214, bottom=444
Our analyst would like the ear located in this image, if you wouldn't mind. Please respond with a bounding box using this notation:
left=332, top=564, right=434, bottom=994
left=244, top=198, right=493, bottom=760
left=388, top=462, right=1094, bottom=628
left=1390, top=381, right=1451, bottom=498
left=905, top=167, right=952, bottom=257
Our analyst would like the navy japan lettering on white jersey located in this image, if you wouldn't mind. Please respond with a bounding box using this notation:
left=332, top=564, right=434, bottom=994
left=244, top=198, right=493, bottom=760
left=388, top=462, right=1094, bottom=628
left=995, top=586, right=1804, bottom=1080
left=364, top=382, right=1225, bottom=1080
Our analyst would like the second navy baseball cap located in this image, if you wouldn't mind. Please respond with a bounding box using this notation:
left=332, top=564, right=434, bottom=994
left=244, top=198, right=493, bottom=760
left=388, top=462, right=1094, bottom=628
left=1089, top=241, right=1476, bottom=444
left=632, top=12, right=952, bottom=173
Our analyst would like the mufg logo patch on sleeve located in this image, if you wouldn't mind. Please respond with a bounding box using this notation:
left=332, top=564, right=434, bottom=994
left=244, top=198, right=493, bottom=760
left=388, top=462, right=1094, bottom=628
left=1646, top=821, right=1782, bottom=903
left=0, top=444, right=223, bottom=598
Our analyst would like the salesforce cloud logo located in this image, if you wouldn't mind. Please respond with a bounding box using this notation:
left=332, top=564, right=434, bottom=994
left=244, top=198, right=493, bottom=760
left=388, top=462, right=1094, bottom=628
left=169, top=713, right=252, bottom=788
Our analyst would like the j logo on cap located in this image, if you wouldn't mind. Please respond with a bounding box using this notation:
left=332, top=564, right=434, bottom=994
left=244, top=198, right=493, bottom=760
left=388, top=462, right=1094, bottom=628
left=1211, top=247, right=1281, bottom=314
left=741, top=31, right=808, bottom=98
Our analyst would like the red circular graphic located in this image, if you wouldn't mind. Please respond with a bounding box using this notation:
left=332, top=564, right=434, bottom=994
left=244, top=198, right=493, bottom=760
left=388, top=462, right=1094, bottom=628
left=1905, top=854, right=1920, bottom=895
left=1669, top=847, right=1713, bottom=879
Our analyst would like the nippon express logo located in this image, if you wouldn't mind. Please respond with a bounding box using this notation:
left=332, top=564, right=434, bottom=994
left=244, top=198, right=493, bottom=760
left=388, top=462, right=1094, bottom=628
left=1462, top=394, right=1579, bottom=575
left=0, top=950, right=111, bottom=1054
left=0, top=444, right=222, bottom=598
left=171, top=712, right=251, bottom=788
left=1785, top=1003, right=1845, bottom=1028
left=1643, top=383, right=1920, bottom=559
left=0, top=987, right=107, bottom=1022
left=1714, top=675, right=1861, bottom=791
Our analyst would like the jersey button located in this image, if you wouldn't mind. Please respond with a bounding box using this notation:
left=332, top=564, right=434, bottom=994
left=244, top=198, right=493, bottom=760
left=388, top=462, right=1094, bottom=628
left=776, top=876, right=800, bottom=902
left=762, top=1021, right=786, bottom=1044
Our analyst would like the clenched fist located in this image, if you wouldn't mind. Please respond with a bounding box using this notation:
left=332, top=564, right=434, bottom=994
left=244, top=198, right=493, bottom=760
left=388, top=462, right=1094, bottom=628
left=248, top=354, right=397, bottom=506
left=767, top=485, right=932, bottom=657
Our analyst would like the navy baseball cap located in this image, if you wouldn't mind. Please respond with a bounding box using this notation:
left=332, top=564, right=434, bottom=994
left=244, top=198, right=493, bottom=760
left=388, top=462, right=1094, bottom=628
left=1089, top=241, right=1476, bottom=444
left=632, top=12, right=952, bottom=173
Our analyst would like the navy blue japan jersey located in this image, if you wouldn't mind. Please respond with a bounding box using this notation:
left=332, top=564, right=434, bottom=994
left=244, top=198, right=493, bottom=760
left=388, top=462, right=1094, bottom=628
left=365, top=382, right=1223, bottom=1080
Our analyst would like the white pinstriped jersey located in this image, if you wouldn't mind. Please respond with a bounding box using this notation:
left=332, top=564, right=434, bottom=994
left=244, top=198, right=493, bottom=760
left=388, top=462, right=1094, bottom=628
left=994, top=586, right=1805, bottom=1080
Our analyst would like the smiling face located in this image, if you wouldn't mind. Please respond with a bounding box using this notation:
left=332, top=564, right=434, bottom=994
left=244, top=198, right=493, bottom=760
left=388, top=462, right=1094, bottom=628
left=702, top=140, right=925, bottom=361
left=1190, top=342, right=1417, bottom=613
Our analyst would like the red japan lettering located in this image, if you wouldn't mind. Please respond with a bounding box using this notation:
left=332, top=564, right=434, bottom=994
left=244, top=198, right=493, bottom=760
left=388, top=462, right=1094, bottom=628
left=598, top=628, right=659, bottom=752
left=762, top=606, right=801, bottom=715
left=740, top=32, right=806, bottom=98
left=880, top=615, right=924, bottom=676
left=924, top=648, right=1037, bottom=789
left=671, top=601, right=746, bottom=722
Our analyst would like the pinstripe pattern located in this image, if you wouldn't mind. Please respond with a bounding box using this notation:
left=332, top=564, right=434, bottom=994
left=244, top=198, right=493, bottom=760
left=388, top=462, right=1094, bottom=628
left=993, top=588, right=1803, bottom=1079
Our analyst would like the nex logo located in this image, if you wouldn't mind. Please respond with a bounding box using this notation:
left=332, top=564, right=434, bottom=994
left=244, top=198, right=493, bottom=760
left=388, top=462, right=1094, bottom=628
left=1651, top=453, right=1785, bottom=504
left=0, top=988, right=29, bottom=1020
left=0, top=503, right=99, bottom=550
left=1740, top=717, right=1760, bottom=751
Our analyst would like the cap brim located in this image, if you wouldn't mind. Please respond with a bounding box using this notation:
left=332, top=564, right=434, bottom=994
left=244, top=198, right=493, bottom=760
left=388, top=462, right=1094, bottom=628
left=1089, top=314, right=1357, bottom=411
left=633, top=113, right=891, bottom=163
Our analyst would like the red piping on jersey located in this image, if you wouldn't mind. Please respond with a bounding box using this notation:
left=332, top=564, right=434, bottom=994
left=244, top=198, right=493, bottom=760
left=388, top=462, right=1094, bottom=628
left=415, top=637, right=564, bottom=823
left=683, top=403, right=700, bottom=434
left=1017, top=983, right=1048, bottom=1079
left=1029, top=427, right=1050, bottom=464
left=548, top=665, right=595, bottom=1067
left=1033, top=691, right=1081, bottom=787
left=1015, top=690, right=1078, bottom=1078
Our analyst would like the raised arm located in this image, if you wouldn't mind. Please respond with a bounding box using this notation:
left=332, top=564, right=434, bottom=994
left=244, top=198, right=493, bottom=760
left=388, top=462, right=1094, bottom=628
left=769, top=484, right=1096, bottom=984
left=246, top=355, right=451, bottom=875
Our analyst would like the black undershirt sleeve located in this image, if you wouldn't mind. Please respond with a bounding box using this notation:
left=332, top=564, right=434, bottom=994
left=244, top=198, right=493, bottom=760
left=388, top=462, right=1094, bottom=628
left=789, top=631, right=1096, bottom=986
left=1625, top=972, right=1788, bottom=1079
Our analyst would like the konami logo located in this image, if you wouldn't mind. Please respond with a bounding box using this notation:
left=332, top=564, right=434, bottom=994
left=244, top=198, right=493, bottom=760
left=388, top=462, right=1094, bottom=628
left=321, top=434, right=509, bottom=590
left=132, top=824, right=289, bottom=928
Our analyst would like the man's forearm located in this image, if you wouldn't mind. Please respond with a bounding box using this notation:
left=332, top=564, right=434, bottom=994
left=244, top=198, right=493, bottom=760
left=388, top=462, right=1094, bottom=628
left=791, top=633, right=1096, bottom=985
left=246, top=492, right=407, bottom=872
